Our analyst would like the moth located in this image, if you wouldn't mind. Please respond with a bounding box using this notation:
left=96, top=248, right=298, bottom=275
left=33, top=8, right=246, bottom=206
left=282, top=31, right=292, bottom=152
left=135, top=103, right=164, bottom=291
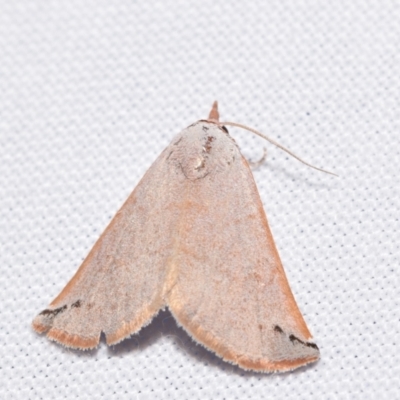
left=33, top=102, right=325, bottom=372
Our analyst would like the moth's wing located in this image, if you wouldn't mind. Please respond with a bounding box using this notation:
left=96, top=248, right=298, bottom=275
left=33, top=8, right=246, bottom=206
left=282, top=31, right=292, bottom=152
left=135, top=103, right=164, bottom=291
left=32, top=142, right=182, bottom=349
left=167, top=123, right=320, bottom=372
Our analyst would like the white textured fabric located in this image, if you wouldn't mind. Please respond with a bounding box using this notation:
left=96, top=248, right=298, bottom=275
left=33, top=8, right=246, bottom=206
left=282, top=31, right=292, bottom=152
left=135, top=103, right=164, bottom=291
left=1, top=1, right=399, bottom=398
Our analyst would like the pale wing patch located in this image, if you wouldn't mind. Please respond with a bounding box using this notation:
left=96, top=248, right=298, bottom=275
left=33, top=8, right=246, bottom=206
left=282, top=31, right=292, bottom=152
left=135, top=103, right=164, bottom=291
left=167, top=124, right=319, bottom=372
left=32, top=144, right=184, bottom=349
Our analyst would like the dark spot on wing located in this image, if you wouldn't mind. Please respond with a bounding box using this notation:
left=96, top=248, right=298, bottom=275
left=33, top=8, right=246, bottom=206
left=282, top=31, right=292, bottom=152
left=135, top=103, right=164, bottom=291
left=289, top=334, right=319, bottom=350
left=202, top=125, right=209, bottom=131
left=274, top=325, right=284, bottom=333
left=289, top=334, right=298, bottom=343
left=39, top=305, right=67, bottom=318
left=71, top=300, right=82, bottom=308
left=259, top=324, right=263, bottom=330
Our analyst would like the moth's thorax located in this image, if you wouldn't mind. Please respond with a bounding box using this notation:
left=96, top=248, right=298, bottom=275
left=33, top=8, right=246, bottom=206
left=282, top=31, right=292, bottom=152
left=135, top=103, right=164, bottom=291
left=168, top=121, right=240, bottom=180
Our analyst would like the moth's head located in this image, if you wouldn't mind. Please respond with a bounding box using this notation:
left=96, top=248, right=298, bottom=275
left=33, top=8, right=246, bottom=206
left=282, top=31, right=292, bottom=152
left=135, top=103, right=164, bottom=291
left=208, top=100, right=220, bottom=122
left=200, top=101, right=229, bottom=134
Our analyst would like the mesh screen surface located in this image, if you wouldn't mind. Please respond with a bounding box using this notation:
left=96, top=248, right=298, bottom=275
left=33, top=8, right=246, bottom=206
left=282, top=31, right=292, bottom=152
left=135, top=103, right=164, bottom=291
left=1, top=1, right=398, bottom=399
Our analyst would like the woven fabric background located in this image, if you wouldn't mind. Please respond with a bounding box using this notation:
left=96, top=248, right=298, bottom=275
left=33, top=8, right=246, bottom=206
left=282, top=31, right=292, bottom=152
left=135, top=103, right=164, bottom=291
left=1, top=1, right=399, bottom=399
